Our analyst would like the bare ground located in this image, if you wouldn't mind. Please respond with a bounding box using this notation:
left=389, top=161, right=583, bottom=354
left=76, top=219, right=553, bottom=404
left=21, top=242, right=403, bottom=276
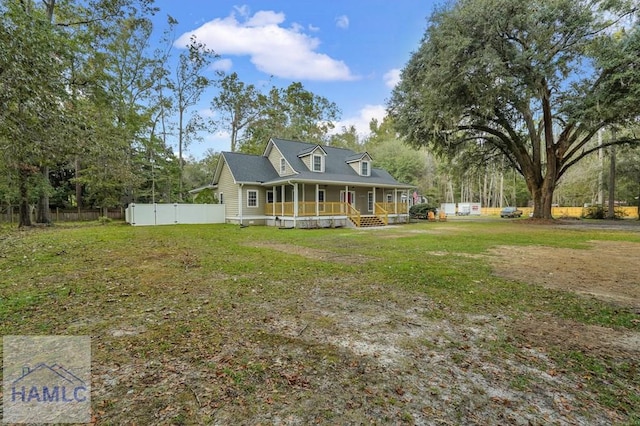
left=12, top=224, right=637, bottom=425
left=234, top=235, right=640, bottom=424
left=100, top=236, right=637, bottom=424
left=488, top=241, right=640, bottom=309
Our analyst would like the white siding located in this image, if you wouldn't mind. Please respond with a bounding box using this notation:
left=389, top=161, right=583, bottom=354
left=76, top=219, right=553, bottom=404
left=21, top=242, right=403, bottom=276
left=217, top=162, right=238, bottom=217
left=267, top=146, right=295, bottom=176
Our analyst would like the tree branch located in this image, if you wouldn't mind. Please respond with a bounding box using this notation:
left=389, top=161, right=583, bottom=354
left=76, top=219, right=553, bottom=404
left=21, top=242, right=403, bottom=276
left=559, top=137, right=640, bottom=179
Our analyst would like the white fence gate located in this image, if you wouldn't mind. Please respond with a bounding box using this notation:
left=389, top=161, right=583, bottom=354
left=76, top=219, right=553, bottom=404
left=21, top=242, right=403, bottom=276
left=125, top=203, right=225, bottom=226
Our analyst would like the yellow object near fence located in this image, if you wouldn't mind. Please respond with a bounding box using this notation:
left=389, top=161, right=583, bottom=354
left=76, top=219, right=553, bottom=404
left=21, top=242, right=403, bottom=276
left=481, top=206, right=638, bottom=219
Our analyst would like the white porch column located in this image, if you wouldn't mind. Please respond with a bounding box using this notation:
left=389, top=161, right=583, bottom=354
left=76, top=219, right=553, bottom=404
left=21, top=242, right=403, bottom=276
left=281, top=185, right=285, bottom=216
left=344, top=185, right=349, bottom=213
left=293, top=183, right=299, bottom=217
left=373, top=187, right=377, bottom=212
left=394, top=189, right=398, bottom=214
left=315, top=184, right=320, bottom=216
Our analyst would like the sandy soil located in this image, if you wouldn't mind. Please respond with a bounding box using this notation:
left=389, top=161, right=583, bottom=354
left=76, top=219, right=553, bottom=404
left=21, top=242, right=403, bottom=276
left=87, top=222, right=640, bottom=424
left=488, top=240, right=640, bottom=309
left=243, top=232, right=640, bottom=424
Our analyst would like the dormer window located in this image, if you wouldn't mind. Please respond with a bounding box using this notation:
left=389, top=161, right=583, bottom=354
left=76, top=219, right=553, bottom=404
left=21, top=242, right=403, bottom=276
left=312, top=154, right=324, bottom=172
left=361, top=161, right=370, bottom=176
left=346, top=152, right=373, bottom=176
left=280, top=157, right=286, bottom=174
left=298, top=145, right=327, bottom=173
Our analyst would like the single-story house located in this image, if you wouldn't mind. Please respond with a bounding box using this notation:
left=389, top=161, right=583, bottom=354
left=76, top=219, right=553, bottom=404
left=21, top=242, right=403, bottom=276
left=192, top=138, right=415, bottom=228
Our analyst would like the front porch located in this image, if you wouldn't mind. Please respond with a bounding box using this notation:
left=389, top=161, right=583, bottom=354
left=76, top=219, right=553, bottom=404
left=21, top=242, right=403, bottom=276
left=264, top=201, right=409, bottom=228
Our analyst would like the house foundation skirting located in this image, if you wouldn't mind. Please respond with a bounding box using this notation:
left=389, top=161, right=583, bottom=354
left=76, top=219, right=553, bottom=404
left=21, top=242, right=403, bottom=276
left=226, top=214, right=409, bottom=228
left=271, top=216, right=349, bottom=229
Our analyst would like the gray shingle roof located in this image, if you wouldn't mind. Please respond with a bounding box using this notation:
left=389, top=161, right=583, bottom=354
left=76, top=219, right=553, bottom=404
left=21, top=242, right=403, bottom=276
left=297, top=145, right=326, bottom=157
left=217, top=138, right=412, bottom=188
left=268, top=139, right=410, bottom=187
left=344, top=152, right=371, bottom=163
left=222, top=151, right=280, bottom=183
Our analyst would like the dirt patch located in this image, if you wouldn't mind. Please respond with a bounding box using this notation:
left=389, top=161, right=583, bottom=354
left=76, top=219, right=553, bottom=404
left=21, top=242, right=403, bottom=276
left=488, top=241, right=640, bottom=309
left=512, top=315, right=640, bottom=358
left=257, top=286, right=626, bottom=425
left=247, top=242, right=372, bottom=264
left=376, top=227, right=463, bottom=238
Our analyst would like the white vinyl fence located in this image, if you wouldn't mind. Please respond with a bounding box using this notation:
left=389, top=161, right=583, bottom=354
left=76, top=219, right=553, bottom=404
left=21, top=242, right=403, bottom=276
left=125, top=203, right=225, bottom=226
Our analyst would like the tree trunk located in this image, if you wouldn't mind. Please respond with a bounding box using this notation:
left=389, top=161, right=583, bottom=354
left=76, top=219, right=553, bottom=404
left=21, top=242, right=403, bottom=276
left=18, top=168, right=32, bottom=228
left=75, top=157, right=83, bottom=209
left=637, top=182, right=640, bottom=220
left=607, top=144, right=616, bottom=219
left=597, top=130, right=604, bottom=205
left=527, top=174, right=554, bottom=219
left=178, top=106, right=184, bottom=202
left=36, top=166, right=52, bottom=224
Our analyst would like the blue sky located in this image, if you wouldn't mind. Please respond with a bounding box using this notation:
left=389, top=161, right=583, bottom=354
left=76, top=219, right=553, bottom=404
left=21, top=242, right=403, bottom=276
left=150, top=1, right=439, bottom=158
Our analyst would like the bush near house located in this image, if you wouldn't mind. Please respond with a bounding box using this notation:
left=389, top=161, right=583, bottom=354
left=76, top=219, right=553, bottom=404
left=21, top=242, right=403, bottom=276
left=409, top=203, right=437, bottom=219
left=582, top=206, right=627, bottom=220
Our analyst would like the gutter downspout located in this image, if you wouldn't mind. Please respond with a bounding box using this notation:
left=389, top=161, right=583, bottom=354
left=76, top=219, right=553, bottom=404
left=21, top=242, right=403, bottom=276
left=238, top=183, right=243, bottom=226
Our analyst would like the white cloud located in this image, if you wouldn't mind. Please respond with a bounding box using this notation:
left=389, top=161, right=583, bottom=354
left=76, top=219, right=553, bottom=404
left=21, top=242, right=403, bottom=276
left=330, top=104, right=387, bottom=138
left=335, top=15, right=349, bottom=29
left=383, top=68, right=401, bottom=89
left=245, top=10, right=284, bottom=27
left=233, top=5, right=250, bottom=18
left=198, top=108, right=217, bottom=119
left=211, top=58, right=233, bottom=72
left=175, top=10, right=356, bottom=81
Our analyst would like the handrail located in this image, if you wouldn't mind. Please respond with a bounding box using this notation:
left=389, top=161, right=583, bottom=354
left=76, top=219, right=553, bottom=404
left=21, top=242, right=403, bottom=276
left=346, top=203, right=360, bottom=227
left=374, top=202, right=389, bottom=225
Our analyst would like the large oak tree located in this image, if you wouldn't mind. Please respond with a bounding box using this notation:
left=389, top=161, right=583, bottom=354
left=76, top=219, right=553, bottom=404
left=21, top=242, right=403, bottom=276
left=389, top=0, right=640, bottom=218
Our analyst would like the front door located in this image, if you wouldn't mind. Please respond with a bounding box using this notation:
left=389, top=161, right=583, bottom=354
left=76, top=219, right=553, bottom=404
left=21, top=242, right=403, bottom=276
left=340, top=190, right=356, bottom=214
left=340, top=190, right=355, bottom=205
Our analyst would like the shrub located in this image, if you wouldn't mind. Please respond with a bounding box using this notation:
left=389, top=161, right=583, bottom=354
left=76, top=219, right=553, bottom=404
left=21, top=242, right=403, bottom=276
left=194, top=188, right=219, bottom=204
left=409, top=203, right=437, bottom=219
left=582, top=206, right=626, bottom=219
left=98, top=216, right=112, bottom=225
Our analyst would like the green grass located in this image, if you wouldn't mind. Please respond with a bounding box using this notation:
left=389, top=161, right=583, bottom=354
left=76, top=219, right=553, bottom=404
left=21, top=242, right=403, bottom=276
left=1, top=219, right=639, bottom=423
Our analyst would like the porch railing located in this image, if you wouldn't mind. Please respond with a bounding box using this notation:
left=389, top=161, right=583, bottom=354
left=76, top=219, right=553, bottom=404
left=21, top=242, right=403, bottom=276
left=265, top=202, right=409, bottom=218
left=265, top=202, right=350, bottom=217
left=346, top=203, right=360, bottom=227
left=374, top=203, right=389, bottom=225
left=377, top=202, right=409, bottom=214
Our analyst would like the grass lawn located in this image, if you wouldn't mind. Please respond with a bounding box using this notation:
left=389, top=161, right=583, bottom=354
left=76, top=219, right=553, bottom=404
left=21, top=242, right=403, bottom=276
left=1, top=219, right=639, bottom=424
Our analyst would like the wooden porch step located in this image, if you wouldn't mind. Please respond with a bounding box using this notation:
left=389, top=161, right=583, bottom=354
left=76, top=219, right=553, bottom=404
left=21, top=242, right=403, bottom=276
left=354, top=215, right=386, bottom=227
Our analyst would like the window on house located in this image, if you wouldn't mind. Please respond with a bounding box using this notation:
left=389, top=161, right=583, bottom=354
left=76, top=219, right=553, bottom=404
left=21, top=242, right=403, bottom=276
left=219, top=193, right=224, bottom=204
left=361, top=161, right=370, bottom=176
left=386, top=193, right=393, bottom=203
left=280, top=158, right=286, bottom=174
left=312, top=154, right=323, bottom=172
left=247, top=190, right=258, bottom=207
left=368, top=192, right=374, bottom=212
left=266, top=190, right=274, bottom=204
